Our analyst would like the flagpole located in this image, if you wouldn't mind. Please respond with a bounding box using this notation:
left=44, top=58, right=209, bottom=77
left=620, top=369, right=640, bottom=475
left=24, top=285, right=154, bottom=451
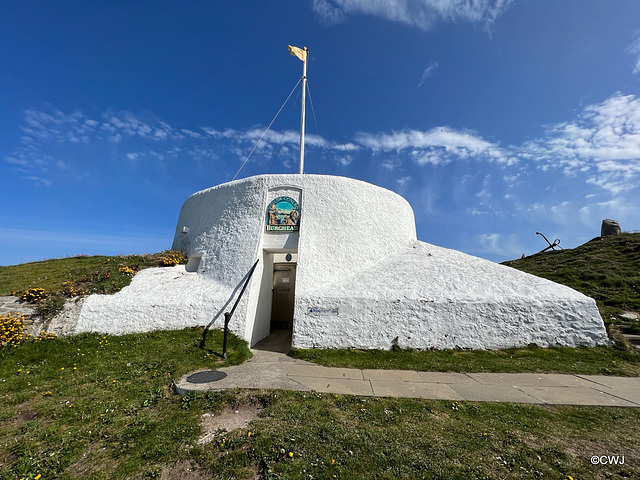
left=298, top=47, right=308, bottom=175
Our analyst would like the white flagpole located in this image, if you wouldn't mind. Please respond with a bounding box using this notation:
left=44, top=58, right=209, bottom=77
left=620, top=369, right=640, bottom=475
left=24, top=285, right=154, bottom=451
left=298, top=47, right=308, bottom=174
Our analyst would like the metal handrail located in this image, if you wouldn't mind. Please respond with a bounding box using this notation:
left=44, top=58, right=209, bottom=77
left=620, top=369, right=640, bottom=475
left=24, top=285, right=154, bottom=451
left=222, top=259, right=260, bottom=359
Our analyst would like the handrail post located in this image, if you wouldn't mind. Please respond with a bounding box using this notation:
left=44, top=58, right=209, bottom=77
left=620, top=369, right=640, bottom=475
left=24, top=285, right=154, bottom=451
left=222, top=312, right=231, bottom=359
left=219, top=259, right=260, bottom=360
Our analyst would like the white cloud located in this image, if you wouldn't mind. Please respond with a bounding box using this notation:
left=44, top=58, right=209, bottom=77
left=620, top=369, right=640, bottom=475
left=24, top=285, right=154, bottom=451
left=335, top=156, right=350, bottom=167
left=521, top=93, right=640, bottom=194
left=9, top=92, right=640, bottom=198
left=202, top=126, right=334, bottom=151
left=380, top=158, right=401, bottom=170
left=627, top=33, right=640, bottom=74
left=312, top=0, right=515, bottom=30
left=181, top=128, right=202, bottom=138
left=312, top=0, right=346, bottom=24
left=418, top=61, right=439, bottom=87
left=526, top=203, right=544, bottom=213
left=24, top=176, right=52, bottom=187
left=5, top=156, right=29, bottom=167
left=102, top=112, right=175, bottom=141
left=473, top=233, right=524, bottom=258
left=550, top=201, right=572, bottom=225
left=355, top=126, right=510, bottom=164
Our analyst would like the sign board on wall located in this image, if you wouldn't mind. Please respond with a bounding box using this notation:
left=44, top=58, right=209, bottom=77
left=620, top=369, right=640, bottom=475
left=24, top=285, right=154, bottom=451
left=266, top=196, right=300, bottom=232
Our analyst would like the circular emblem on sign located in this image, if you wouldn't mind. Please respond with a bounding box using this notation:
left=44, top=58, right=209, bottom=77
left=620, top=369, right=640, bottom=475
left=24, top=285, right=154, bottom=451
left=266, top=196, right=300, bottom=232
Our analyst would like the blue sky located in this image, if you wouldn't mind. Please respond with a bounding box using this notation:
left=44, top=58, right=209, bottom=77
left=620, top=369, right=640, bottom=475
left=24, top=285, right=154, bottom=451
left=2, top=0, right=640, bottom=266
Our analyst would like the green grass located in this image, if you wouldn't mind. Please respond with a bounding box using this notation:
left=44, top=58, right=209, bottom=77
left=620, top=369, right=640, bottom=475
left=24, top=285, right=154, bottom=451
left=192, top=392, right=640, bottom=480
left=291, top=342, right=640, bottom=376
left=502, top=233, right=640, bottom=321
left=0, top=327, right=250, bottom=480
left=2, top=330, right=639, bottom=480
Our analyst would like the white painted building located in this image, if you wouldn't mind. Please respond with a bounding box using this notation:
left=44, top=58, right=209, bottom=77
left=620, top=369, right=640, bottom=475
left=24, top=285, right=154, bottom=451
left=73, top=173, right=609, bottom=350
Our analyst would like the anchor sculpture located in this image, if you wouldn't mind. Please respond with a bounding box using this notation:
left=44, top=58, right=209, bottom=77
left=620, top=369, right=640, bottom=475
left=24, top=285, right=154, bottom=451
left=536, top=231, right=563, bottom=253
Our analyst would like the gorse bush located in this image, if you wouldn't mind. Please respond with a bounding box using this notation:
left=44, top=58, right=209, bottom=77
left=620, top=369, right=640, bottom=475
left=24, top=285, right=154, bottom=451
left=160, top=251, right=187, bottom=267
left=14, top=287, right=48, bottom=303
left=0, top=312, right=54, bottom=347
left=0, top=312, right=26, bottom=346
left=62, top=281, right=85, bottom=297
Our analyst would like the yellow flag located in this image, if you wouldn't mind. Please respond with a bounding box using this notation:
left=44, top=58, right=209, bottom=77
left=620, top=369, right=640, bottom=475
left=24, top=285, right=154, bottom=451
left=288, top=45, right=307, bottom=62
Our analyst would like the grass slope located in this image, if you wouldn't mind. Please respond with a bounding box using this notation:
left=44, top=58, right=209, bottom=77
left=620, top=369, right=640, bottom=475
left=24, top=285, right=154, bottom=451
left=502, top=233, right=640, bottom=320
left=0, top=251, right=186, bottom=318
left=0, top=328, right=250, bottom=480
left=0, top=251, right=186, bottom=296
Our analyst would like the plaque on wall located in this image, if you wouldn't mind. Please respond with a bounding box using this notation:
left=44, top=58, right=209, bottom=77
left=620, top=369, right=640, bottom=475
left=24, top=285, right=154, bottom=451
left=266, top=196, right=300, bottom=232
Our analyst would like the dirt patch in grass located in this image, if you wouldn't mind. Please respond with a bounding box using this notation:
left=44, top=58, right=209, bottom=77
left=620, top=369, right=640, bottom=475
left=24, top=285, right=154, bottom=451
left=0, top=451, right=18, bottom=465
left=198, top=401, right=263, bottom=445
left=15, top=404, right=38, bottom=423
left=68, top=442, right=111, bottom=478
left=160, top=460, right=211, bottom=480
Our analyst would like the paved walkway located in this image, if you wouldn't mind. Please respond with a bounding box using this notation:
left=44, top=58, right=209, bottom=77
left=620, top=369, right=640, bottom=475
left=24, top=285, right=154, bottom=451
left=175, top=331, right=640, bottom=407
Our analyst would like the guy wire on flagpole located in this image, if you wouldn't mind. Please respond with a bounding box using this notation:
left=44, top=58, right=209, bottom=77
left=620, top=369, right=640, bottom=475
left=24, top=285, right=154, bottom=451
left=231, top=78, right=302, bottom=181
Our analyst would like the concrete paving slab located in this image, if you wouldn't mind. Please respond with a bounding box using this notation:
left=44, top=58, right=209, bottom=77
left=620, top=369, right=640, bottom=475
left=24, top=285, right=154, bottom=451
left=576, top=375, right=640, bottom=389
left=450, top=384, right=541, bottom=403
left=245, top=351, right=299, bottom=364
left=175, top=332, right=640, bottom=407
left=466, top=372, right=568, bottom=387
left=362, top=369, right=424, bottom=382
left=607, top=389, right=640, bottom=405
left=370, top=380, right=464, bottom=400
left=289, top=376, right=374, bottom=396
left=540, top=374, right=612, bottom=388
left=417, top=372, right=479, bottom=384
left=175, top=358, right=311, bottom=393
left=518, top=386, right=640, bottom=407
left=572, top=376, right=640, bottom=404
left=287, top=365, right=364, bottom=380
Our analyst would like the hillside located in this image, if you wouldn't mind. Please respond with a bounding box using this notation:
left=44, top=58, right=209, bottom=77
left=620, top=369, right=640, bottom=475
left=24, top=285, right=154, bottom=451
left=502, top=233, right=640, bottom=321
left=0, top=250, right=186, bottom=318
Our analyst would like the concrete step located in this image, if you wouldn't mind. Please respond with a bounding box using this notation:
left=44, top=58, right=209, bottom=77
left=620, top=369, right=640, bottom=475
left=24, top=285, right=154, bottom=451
left=622, top=334, right=640, bottom=350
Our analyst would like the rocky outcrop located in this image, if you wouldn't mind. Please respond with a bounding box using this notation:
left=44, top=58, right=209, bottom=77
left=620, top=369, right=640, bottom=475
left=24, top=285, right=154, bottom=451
left=601, top=219, right=621, bottom=236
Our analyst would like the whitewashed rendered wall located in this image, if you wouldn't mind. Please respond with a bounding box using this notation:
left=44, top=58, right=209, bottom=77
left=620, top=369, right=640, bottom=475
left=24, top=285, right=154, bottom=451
left=75, top=266, right=239, bottom=336
left=171, top=174, right=416, bottom=287
left=75, top=173, right=608, bottom=350
left=171, top=174, right=417, bottom=345
left=292, top=241, right=609, bottom=349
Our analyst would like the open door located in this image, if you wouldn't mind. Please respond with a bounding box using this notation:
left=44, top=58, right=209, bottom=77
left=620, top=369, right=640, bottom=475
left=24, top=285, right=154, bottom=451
left=270, top=263, right=296, bottom=330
